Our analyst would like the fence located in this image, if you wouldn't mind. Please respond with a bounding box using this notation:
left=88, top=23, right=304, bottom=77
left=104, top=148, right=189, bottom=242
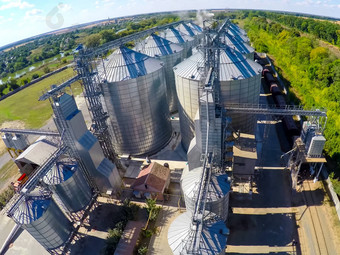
left=321, top=168, right=340, bottom=222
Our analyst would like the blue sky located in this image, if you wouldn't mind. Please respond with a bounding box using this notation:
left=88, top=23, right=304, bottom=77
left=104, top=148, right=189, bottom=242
left=1, top=0, right=340, bottom=47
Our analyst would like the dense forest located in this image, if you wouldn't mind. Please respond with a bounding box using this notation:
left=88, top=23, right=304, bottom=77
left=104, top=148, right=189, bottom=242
left=231, top=11, right=340, bottom=190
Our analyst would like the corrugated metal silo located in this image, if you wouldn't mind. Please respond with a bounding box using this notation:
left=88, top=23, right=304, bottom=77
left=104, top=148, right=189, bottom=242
left=175, top=23, right=203, bottom=46
left=159, top=27, right=196, bottom=58
left=227, top=27, right=250, bottom=44
left=174, top=48, right=262, bottom=144
left=43, top=161, right=93, bottom=212
left=229, top=22, right=247, bottom=36
left=99, top=46, right=172, bottom=156
left=168, top=211, right=228, bottom=255
left=12, top=189, right=72, bottom=251
left=2, top=133, right=14, bottom=149
left=173, top=51, right=204, bottom=150
left=134, top=33, right=184, bottom=112
left=12, top=134, right=29, bottom=150
left=219, top=47, right=262, bottom=134
left=181, top=167, right=230, bottom=221
left=223, top=32, right=255, bottom=59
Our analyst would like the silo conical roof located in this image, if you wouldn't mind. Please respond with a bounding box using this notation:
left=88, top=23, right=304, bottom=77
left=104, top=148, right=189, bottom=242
left=102, top=46, right=163, bottom=82
left=134, top=33, right=183, bottom=57
left=227, top=28, right=249, bottom=44
left=173, top=48, right=261, bottom=81
left=188, top=22, right=203, bottom=33
left=160, top=27, right=195, bottom=44
left=176, top=23, right=200, bottom=37
left=168, top=212, right=228, bottom=255
left=229, top=22, right=247, bottom=36
left=43, top=162, right=76, bottom=185
left=223, top=32, right=254, bottom=55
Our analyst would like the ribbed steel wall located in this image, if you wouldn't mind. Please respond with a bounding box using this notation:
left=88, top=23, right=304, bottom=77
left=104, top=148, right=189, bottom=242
left=181, top=167, right=230, bottom=221
left=13, top=197, right=72, bottom=250
left=43, top=163, right=93, bottom=212
left=102, top=68, right=172, bottom=156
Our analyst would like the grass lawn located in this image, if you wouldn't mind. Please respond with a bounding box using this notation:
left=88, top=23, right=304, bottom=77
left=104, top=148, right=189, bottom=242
left=0, top=67, right=82, bottom=129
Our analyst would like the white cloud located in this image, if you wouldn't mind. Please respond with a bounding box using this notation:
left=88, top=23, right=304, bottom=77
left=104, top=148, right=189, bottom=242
left=24, top=8, right=44, bottom=22
left=0, top=0, right=34, bottom=11
left=58, top=3, right=71, bottom=13
left=25, top=8, right=42, bottom=16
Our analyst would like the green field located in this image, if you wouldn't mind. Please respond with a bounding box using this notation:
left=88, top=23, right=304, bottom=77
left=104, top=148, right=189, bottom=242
left=0, top=67, right=82, bottom=129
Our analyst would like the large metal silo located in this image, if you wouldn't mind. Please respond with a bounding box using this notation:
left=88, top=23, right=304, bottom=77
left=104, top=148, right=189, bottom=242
left=181, top=167, right=230, bottom=221
left=159, top=27, right=196, bottom=58
left=12, top=189, right=72, bottom=251
left=219, top=47, right=262, bottom=134
left=99, top=46, right=172, bottom=156
left=222, top=32, right=255, bottom=59
left=227, top=26, right=250, bottom=44
left=174, top=49, right=262, bottom=144
left=229, top=22, right=247, bottom=36
left=43, top=161, right=93, bottom=213
left=168, top=211, right=228, bottom=255
left=173, top=51, right=204, bottom=150
left=175, top=23, right=203, bottom=46
left=134, top=34, right=184, bottom=113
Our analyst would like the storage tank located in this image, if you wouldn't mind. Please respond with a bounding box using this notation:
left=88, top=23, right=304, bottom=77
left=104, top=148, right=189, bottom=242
left=174, top=49, right=262, bottom=149
left=99, top=46, right=172, bottom=156
left=227, top=27, right=250, bottom=44
left=181, top=167, right=230, bottom=221
left=222, top=32, right=255, bottom=59
left=229, top=22, right=247, bottom=36
left=43, top=161, right=93, bottom=212
left=159, top=27, right=196, bottom=58
left=175, top=23, right=203, bottom=46
left=168, top=211, right=228, bottom=255
left=134, top=33, right=184, bottom=112
left=12, top=188, right=72, bottom=251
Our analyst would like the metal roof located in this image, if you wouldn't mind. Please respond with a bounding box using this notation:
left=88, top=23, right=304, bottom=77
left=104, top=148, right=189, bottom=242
left=181, top=167, right=230, bottom=203
left=15, top=139, right=57, bottom=166
left=173, top=48, right=262, bottom=81
left=43, top=162, right=77, bottom=185
left=227, top=28, right=249, bottom=44
left=229, top=23, right=247, bottom=36
left=168, top=211, right=228, bottom=255
left=223, top=33, right=254, bottom=55
left=159, top=27, right=195, bottom=45
left=176, top=23, right=200, bottom=37
left=13, top=190, right=52, bottom=224
left=188, top=22, right=203, bottom=33
left=100, top=46, right=163, bottom=82
left=134, top=33, right=183, bottom=57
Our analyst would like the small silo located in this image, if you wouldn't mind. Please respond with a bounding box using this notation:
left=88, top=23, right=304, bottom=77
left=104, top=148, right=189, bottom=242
left=223, top=32, right=255, bottom=59
left=181, top=167, right=231, bottom=221
left=2, top=133, right=14, bottom=149
left=12, top=134, right=29, bottom=150
left=168, top=212, right=228, bottom=255
left=12, top=189, right=72, bottom=251
left=159, top=27, right=196, bottom=58
left=43, top=161, right=93, bottom=213
left=134, top=33, right=184, bottom=113
left=100, top=46, right=172, bottom=156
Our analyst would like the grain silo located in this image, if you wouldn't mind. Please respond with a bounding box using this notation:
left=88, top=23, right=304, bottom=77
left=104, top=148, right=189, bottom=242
left=134, top=33, right=184, bottom=113
left=43, top=161, right=93, bottom=213
left=99, top=46, right=172, bottom=156
left=222, top=32, right=255, bottom=59
left=181, top=167, right=230, bottom=221
left=175, top=23, right=203, bottom=46
left=12, top=188, right=72, bottom=251
left=173, top=51, right=204, bottom=151
left=227, top=26, right=250, bottom=44
left=159, top=27, right=195, bottom=58
left=229, top=22, right=247, bottom=36
left=219, top=47, right=262, bottom=134
left=168, top=211, right=228, bottom=255
left=174, top=48, right=262, bottom=149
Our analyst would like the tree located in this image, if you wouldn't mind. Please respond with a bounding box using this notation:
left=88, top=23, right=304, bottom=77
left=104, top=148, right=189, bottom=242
left=31, top=73, right=39, bottom=79
left=43, top=66, right=50, bottom=74
left=85, top=34, right=101, bottom=48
